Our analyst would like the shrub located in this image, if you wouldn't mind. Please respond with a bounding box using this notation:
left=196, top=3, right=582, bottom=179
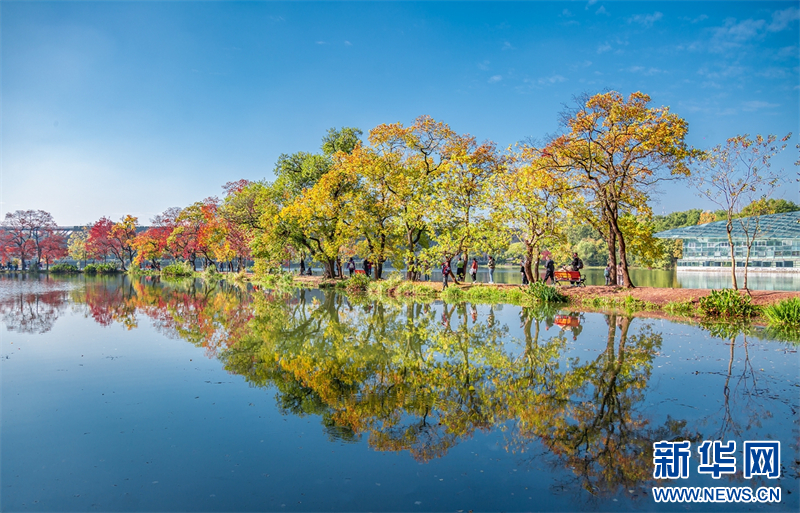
left=345, top=273, right=372, bottom=293
left=763, top=298, right=800, bottom=328
left=83, top=263, right=118, bottom=274
left=664, top=300, right=695, bottom=317
left=257, top=271, right=295, bottom=290
left=441, top=286, right=466, bottom=303
left=203, top=266, right=221, bottom=279
left=623, top=295, right=656, bottom=311
left=50, top=263, right=79, bottom=273
left=161, top=261, right=195, bottom=277
left=699, top=289, right=758, bottom=318
left=367, top=274, right=404, bottom=296
left=462, top=285, right=507, bottom=303
left=528, top=281, right=568, bottom=303
left=396, top=280, right=437, bottom=297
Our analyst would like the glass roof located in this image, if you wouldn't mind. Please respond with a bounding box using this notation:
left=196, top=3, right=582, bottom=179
left=654, top=211, right=800, bottom=240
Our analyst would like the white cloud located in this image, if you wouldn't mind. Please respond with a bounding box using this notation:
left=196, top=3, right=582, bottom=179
left=477, top=60, right=490, bottom=71
left=757, top=67, right=787, bottom=78
left=562, top=9, right=573, bottom=17
left=488, top=75, right=502, bottom=83
left=721, top=18, right=766, bottom=41
left=597, top=43, right=612, bottom=54
left=502, top=41, right=515, bottom=51
left=742, top=100, right=780, bottom=111
left=344, top=41, right=352, bottom=46
left=689, top=14, right=708, bottom=24
left=768, top=7, right=800, bottom=32
left=586, top=0, right=598, bottom=9
left=596, top=6, right=609, bottom=16
left=697, top=65, right=745, bottom=79
left=316, top=41, right=329, bottom=45
left=628, top=12, right=663, bottom=28
left=777, top=45, right=798, bottom=58
left=538, top=74, right=567, bottom=84
left=625, top=66, right=664, bottom=75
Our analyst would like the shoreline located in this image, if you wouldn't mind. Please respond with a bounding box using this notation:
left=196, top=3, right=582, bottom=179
left=290, top=274, right=800, bottom=307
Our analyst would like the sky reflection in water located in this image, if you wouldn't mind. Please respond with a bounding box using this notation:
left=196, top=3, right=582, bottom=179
left=1, top=274, right=798, bottom=512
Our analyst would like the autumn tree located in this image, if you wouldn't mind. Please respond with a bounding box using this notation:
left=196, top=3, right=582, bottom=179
left=87, top=217, right=115, bottom=264
left=368, top=116, right=457, bottom=279
left=132, top=228, right=167, bottom=269
left=40, top=232, right=68, bottom=270
left=86, top=215, right=138, bottom=270
left=545, top=92, right=697, bottom=288
left=1, top=211, right=35, bottom=269
left=68, top=228, right=90, bottom=268
left=692, top=133, right=791, bottom=290
left=110, top=215, right=139, bottom=270
left=429, top=134, right=504, bottom=275
left=252, top=127, right=362, bottom=276
left=489, top=145, right=579, bottom=282
left=1, top=210, right=59, bottom=269
left=170, top=199, right=223, bottom=270
left=280, top=166, right=357, bottom=278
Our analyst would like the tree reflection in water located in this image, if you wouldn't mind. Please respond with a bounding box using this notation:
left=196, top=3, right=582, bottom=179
left=0, top=275, right=71, bottom=334
left=7, top=275, right=789, bottom=496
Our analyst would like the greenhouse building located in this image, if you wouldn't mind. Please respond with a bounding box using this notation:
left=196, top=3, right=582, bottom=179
left=654, top=211, right=800, bottom=272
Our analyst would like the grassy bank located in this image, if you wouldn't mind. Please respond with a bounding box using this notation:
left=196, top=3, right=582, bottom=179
left=255, top=273, right=800, bottom=331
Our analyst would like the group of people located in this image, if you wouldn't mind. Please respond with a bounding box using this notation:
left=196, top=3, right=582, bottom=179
left=300, top=252, right=617, bottom=287
left=441, top=255, right=496, bottom=288
left=528, top=252, right=584, bottom=285
left=345, top=257, right=374, bottom=277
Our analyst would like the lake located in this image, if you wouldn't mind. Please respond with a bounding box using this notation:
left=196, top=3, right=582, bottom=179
left=1, top=274, right=798, bottom=512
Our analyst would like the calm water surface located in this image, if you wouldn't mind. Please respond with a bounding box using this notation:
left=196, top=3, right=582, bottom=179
left=1, top=274, right=798, bottom=512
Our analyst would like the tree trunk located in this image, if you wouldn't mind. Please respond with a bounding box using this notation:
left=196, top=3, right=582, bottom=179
left=606, top=226, right=617, bottom=286
left=524, top=245, right=535, bottom=284
left=324, top=258, right=337, bottom=279
left=609, top=217, right=634, bottom=288
left=406, top=230, right=415, bottom=280
left=726, top=221, right=738, bottom=290
left=743, top=243, right=751, bottom=291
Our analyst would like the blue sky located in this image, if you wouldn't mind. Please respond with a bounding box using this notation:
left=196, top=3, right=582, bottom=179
left=2, top=1, right=798, bottom=225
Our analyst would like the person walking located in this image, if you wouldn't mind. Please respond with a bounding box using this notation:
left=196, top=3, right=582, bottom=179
left=299, top=259, right=305, bottom=275
left=570, top=252, right=584, bottom=272
left=442, top=260, right=451, bottom=289
left=520, top=259, right=529, bottom=285
left=456, top=256, right=466, bottom=282
left=543, top=256, right=555, bottom=284
left=570, top=252, right=584, bottom=285
left=617, top=263, right=623, bottom=286
left=347, top=257, right=356, bottom=277
left=487, top=256, right=496, bottom=284
left=470, top=258, right=478, bottom=282
left=604, top=263, right=612, bottom=285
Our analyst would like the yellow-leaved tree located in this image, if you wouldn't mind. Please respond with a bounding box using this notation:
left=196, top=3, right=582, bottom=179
left=544, top=91, right=697, bottom=288
left=489, top=144, right=580, bottom=282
